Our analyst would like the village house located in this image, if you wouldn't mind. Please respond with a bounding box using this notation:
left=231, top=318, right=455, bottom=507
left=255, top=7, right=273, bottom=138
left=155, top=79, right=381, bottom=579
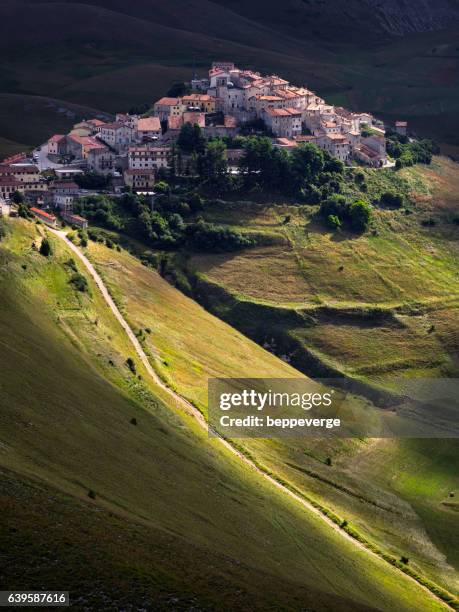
left=71, top=118, right=106, bottom=137
left=0, top=176, right=23, bottom=199
left=317, top=133, right=351, bottom=162
left=54, top=168, right=84, bottom=181
left=86, top=146, right=115, bottom=174
left=263, top=108, right=302, bottom=138
left=48, top=134, right=67, bottom=156
left=395, top=121, right=408, bottom=136
left=54, top=193, right=74, bottom=214
left=62, top=212, right=88, bottom=229
left=123, top=169, right=155, bottom=191
left=30, top=207, right=57, bottom=227
left=98, top=122, right=133, bottom=153
left=128, top=146, right=171, bottom=171
left=182, top=94, right=216, bottom=114
left=153, top=97, right=184, bottom=122
left=137, top=117, right=162, bottom=142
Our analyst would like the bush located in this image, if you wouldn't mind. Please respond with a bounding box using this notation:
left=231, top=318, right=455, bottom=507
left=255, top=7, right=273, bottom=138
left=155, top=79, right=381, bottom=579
left=380, top=192, right=403, bottom=208
left=69, top=272, right=89, bottom=292
left=126, top=357, right=136, bottom=374
left=39, top=238, right=53, bottom=257
left=400, top=556, right=409, bottom=565
left=349, top=200, right=372, bottom=232
left=186, top=219, right=254, bottom=252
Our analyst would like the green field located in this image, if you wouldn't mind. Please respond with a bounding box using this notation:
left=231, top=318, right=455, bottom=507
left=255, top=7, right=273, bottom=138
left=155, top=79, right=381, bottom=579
left=81, top=194, right=459, bottom=598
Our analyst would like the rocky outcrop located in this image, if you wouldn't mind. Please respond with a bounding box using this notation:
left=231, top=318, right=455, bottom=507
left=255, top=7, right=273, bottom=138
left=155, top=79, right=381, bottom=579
left=364, top=0, right=459, bottom=35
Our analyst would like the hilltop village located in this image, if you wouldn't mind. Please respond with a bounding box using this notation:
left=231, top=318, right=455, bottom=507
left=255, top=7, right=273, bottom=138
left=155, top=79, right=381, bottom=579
left=0, top=61, right=406, bottom=226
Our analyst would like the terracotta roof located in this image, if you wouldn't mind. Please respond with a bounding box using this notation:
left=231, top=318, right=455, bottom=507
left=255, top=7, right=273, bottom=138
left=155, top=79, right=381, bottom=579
left=257, top=95, right=283, bottom=102
left=138, top=117, right=161, bottom=132
left=69, top=134, right=107, bottom=150
left=67, top=214, right=87, bottom=222
left=359, top=144, right=379, bottom=158
left=30, top=207, right=56, bottom=220
left=154, top=97, right=180, bottom=106
left=182, top=94, right=212, bottom=102
left=10, top=165, right=39, bottom=173
left=48, top=134, right=65, bottom=143
left=100, top=122, right=125, bottom=130
left=275, top=138, right=297, bottom=146
left=167, top=116, right=183, bottom=130
left=265, top=108, right=301, bottom=117
left=87, top=119, right=105, bottom=126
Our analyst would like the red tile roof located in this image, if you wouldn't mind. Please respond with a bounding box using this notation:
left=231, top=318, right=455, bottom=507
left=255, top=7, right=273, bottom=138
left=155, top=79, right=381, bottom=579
left=100, top=122, right=126, bottom=131
left=30, top=207, right=56, bottom=220
left=137, top=117, right=161, bottom=132
left=48, top=134, right=66, bottom=143
left=154, top=97, right=180, bottom=106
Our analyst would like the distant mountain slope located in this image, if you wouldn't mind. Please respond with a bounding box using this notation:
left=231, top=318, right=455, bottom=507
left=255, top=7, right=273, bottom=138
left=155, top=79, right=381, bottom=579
left=0, top=0, right=458, bottom=153
left=365, top=0, right=459, bottom=35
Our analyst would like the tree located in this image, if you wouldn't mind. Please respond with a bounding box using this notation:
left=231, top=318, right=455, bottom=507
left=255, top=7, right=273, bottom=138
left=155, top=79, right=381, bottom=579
left=12, top=190, right=24, bottom=204
left=167, top=81, right=190, bottom=97
left=196, top=139, right=228, bottom=182
left=39, top=237, right=53, bottom=257
left=349, top=199, right=372, bottom=232
left=177, top=122, right=206, bottom=154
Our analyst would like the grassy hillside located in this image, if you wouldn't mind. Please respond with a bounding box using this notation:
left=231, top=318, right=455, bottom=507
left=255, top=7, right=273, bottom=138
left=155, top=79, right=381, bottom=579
left=0, top=1, right=458, bottom=155
left=186, top=157, right=459, bottom=387
left=1, top=218, right=450, bottom=610
left=81, top=211, right=459, bottom=596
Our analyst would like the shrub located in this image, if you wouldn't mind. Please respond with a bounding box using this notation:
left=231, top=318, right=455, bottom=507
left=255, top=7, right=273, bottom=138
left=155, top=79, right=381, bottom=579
left=130, top=417, right=138, bottom=426
left=380, top=192, right=403, bottom=208
left=400, top=556, right=409, bottom=565
left=69, top=272, right=89, bottom=292
left=39, top=238, right=53, bottom=257
left=126, top=357, right=136, bottom=374
left=349, top=200, right=372, bottom=232
left=87, top=490, right=96, bottom=500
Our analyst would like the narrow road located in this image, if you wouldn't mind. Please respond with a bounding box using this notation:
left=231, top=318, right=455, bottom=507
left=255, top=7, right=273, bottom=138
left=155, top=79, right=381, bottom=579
left=49, top=227, right=454, bottom=611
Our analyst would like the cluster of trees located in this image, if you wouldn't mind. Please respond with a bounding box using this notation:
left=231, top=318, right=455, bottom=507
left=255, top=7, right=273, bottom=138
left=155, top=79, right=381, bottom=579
left=319, top=194, right=372, bottom=233
left=74, top=172, right=110, bottom=191
left=186, top=218, right=254, bottom=251
left=174, top=124, right=344, bottom=200
left=74, top=195, right=123, bottom=230
left=75, top=190, right=252, bottom=252
left=385, top=132, right=439, bottom=168
left=239, top=137, right=344, bottom=199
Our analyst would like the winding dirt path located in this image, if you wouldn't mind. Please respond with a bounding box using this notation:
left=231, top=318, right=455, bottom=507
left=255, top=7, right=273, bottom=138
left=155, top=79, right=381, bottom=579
left=49, top=228, right=453, bottom=611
